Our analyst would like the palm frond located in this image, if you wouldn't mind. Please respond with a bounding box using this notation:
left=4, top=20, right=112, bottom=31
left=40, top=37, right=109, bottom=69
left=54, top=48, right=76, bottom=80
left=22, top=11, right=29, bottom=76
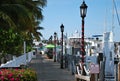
left=0, top=11, right=16, bottom=28
left=0, top=4, right=34, bottom=31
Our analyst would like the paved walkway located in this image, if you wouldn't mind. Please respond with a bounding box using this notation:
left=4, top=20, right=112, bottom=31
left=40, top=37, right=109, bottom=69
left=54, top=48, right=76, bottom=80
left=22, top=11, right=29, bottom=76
left=29, top=54, right=76, bottom=81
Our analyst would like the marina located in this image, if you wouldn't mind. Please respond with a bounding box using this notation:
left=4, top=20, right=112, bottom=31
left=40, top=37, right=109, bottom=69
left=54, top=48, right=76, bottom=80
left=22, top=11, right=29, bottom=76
left=0, top=0, right=120, bottom=81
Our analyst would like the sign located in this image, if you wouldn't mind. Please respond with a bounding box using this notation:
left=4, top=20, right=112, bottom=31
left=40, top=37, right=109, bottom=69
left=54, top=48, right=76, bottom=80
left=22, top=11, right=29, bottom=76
left=90, top=63, right=99, bottom=74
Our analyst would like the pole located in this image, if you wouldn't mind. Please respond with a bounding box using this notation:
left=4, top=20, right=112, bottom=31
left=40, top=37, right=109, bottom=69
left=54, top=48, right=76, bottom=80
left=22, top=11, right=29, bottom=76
left=61, top=31, right=64, bottom=69
left=54, top=35, right=56, bottom=62
left=24, top=41, right=27, bottom=65
left=81, top=18, right=85, bottom=63
left=81, top=18, right=86, bottom=75
left=118, top=63, right=120, bottom=81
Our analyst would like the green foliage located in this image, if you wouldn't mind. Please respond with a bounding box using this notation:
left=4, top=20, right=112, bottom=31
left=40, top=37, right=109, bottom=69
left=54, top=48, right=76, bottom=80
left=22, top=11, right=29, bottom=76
left=0, top=28, right=35, bottom=56
left=0, top=0, right=47, bottom=57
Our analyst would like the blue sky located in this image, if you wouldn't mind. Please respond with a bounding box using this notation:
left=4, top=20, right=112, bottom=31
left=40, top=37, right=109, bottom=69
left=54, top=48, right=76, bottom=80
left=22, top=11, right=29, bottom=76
left=40, top=0, right=120, bottom=41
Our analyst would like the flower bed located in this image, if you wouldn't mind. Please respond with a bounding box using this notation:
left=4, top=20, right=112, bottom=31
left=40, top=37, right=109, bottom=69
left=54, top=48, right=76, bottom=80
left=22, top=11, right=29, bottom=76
left=0, top=68, right=37, bottom=81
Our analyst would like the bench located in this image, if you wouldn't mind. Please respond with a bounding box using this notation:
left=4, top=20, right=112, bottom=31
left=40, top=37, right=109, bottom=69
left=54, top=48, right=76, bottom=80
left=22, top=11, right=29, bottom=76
left=75, top=63, right=90, bottom=81
left=75, top=74, right=90, bottom=81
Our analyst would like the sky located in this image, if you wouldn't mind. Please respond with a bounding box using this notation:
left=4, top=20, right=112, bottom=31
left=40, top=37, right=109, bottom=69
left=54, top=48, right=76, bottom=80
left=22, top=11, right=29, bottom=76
left=40, top=0, right=120, bottom=42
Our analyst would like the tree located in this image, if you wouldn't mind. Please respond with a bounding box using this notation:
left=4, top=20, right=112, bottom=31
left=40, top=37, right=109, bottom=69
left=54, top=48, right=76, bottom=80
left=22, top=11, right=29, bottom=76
left=0, top=0, right=47, bottom=56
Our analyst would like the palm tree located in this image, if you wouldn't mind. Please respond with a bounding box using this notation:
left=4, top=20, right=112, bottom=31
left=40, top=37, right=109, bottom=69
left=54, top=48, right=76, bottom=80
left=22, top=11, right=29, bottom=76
left=0, top=0, right=47, bottom=56
left=22, top=0, right=47, bottom=40
left=0, top=0, right=46, bottom=36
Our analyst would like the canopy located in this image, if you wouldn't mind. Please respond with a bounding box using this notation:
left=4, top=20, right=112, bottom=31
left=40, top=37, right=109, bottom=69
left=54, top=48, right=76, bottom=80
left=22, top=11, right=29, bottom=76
left=45, top=44, right=55, bottom=48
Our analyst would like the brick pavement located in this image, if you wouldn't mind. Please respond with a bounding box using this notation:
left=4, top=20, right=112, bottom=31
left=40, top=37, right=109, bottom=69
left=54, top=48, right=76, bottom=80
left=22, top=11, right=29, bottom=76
left=29, top=54, right=75, bottom=81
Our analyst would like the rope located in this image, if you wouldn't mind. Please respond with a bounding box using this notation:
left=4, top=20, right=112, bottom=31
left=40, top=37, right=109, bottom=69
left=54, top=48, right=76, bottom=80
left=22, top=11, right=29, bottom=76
left=113, top=0, right=120, bottom=26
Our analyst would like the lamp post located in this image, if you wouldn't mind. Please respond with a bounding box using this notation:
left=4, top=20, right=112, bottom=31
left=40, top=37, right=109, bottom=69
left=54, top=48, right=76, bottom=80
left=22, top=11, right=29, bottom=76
left=54, top=32, right=57, bottom=62
left=60, top=24, right=64, bottom=69
left=80, top=0, right=88, bottom=75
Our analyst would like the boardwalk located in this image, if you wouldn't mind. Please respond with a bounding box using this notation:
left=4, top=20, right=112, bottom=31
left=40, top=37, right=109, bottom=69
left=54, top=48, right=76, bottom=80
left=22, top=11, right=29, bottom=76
left=29, top=54, right=75, bottom=81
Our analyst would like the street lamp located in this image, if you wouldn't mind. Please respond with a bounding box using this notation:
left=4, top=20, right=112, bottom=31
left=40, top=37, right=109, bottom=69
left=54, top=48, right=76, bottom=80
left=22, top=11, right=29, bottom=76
left=80, top=0, right=88, bottom=75
left=54, top=32, right=57, bottom=62
left=60, top=24, right=64, bottom=69
left=80, top=0, right=88, bottom=19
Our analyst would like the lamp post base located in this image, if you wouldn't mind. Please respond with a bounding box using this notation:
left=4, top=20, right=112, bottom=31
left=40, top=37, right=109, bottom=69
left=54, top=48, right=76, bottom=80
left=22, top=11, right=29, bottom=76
left=60, top=64, right=64, bottom=69
left=60, top=57, right=64, bottom=69
left=54, top=55, right=56, bottom=62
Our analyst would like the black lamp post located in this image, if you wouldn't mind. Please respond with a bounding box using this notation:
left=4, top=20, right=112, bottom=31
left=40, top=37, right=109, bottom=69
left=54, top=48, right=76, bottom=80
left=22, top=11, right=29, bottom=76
left=60, top=24, right=64, bottom=69
left=54, top=32, right=57, bottom=62
left=80, top=0, right=88, bottom=75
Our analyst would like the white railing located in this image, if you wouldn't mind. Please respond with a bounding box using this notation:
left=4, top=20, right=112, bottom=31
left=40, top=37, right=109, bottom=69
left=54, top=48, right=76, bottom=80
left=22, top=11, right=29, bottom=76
left=0, top=50, right=36, bottom=68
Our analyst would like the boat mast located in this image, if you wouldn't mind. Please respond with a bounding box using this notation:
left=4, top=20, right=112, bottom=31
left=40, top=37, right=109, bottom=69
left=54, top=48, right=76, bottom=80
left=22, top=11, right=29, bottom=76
left=112, top=0, right=115, bottom=33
